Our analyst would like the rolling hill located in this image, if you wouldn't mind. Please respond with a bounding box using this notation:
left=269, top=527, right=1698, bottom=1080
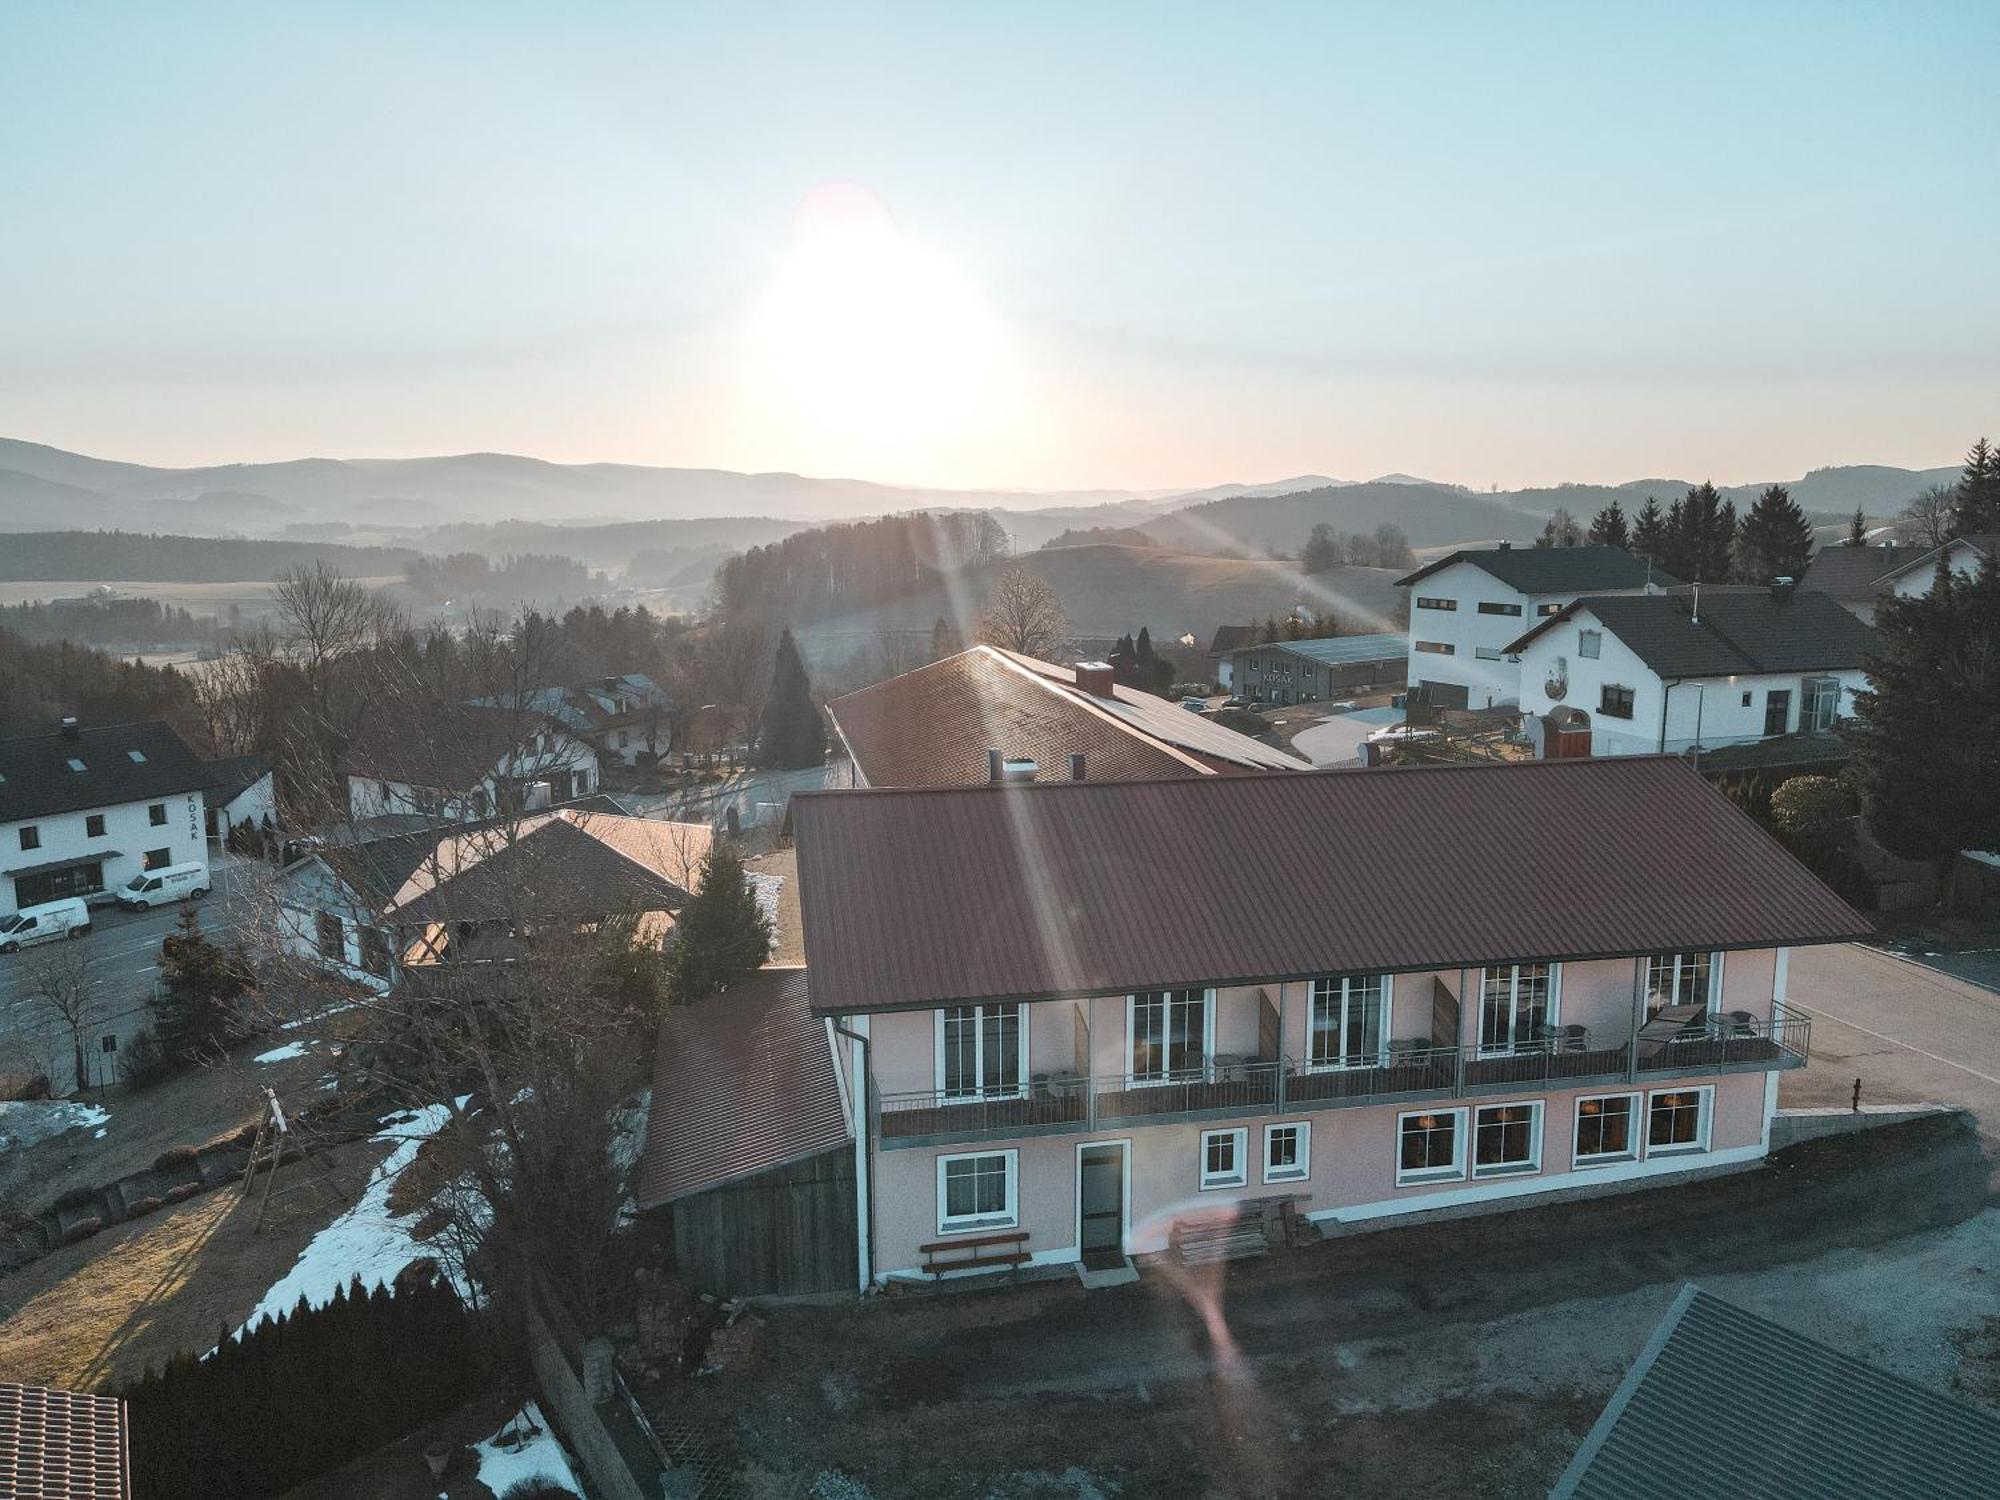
left=1142, top=481, right=1546, bottom=555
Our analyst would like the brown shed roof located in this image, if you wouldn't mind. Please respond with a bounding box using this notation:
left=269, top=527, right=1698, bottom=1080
left=793, top=757, right=1871, bottom=1013
left=633, top=966, right=851, bottom=1208
left=0, top=1383, right=130, bottom=1500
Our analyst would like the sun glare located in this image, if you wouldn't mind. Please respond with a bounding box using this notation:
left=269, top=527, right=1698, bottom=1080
left=748, top=183, right=1005, bottom=466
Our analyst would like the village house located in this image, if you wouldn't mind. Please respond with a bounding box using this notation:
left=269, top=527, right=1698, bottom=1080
left=276, top=807, right=709, bottom=989
left=1394, top=546, right=1667, bottom=710
left=203, top=752, right=276, bottom=842
left=784, top=758, right=1863, bottom=1288
left=469, top=672, right=672, bottom=767
left=1225, top=633, right=1407, bottom=705
left=1506, top=582, right=1876, bottom=761
left=1204, top=625, right=1258, bottom=691
left=339, top=703, right=599, bottom=826
left=824, top=645, right=1308, bottom=789
left=1798, top=540, right=1926, bottom=623
left=1870, top=531, right=1998, bottom=601
left=0, top=719, right=211, bottom=920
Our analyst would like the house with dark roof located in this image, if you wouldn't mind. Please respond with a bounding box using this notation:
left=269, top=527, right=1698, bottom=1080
left=1204, top=624, right=1259, bottom=689
left=824, top=645, right=1308, bottom=789
left=1799, top=540, right=1925, bottom=622
left=276, top=807, right=710, bottom=988
left=468, top=672, right=672, bottom=767
left=0, top=1380, right=131, bottom=1500
left=1872, top=531, right=1999, bottom=603
left=791, top=757, right=1866, bottom=1286
left=0, top=719, right=212, bottom=919
left=1224, top=632, right=1408, bottom=705
left=1505, top=583, right=1878, bottom=761
left=1394, top=545, right=1670, bottom=709
left=339, top=702, right=599, bottom=826
left=1554, top=1284, right=2000, bottom=1499
left=202, top=752, right=275, bottom=841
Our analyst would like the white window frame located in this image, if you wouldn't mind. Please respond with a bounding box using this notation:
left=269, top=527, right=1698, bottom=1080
left=1126, top=988, right=1214, bottom=1086
left=1578, top=629, right=1602, bottom=660
left=936, top=1149, right=1019, bottom=1234
left=1307, top=974, right=1390, bottom=1072
left=934, top=1003, right=1029, bottom=1103
left=1199, top=1127, right=1248, bottom=1190
left=1477, top=962, right=1560, bottom=1057
left=1474, top=645, right=1504, bottom=661
left=1644, top=951, right=1722, bottom=1019
left=1572, top=1092, right=1642, bottom=1168
left=1395, top=1106, right=1467, bottom=1186
left=1470, top=1100, right=1544, bottom=1179
left=1262, top=1122, right=1311, bottom=1185
left=1645, top=1085, right=1714, bottom=1157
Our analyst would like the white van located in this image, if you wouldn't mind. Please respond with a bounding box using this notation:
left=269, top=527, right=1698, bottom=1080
left=0, top=897, right=91, bottom=953
left=117, top=862, right=210, bottom=910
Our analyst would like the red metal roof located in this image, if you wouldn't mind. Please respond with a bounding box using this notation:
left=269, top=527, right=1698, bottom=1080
left=633, top=967, right=851, bottom=1208
left=793, top=757, right=1872, bottom=1013
left=0, top=1383, right=130, bottom=1500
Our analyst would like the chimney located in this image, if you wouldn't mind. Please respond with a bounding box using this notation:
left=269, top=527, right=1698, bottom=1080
left=1068, top=753, right=1087, bottom=782
left=1769, top=575, right=1796, bottom=603
left=1073, top=660, right=1116, bottom=697
left=1497, top=541, right=1513, bottom=551
left=987, top=747, right=1003, bottom=783
left=59, top=716, right=79, bottom=742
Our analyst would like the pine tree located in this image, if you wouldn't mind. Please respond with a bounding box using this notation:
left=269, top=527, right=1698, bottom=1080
left=753, top=627, right=824, bottom=769
left=1631, top=497, right=1667, bottom=565
left=1733, top=484, right=1815, bottom=583
left=1133, top=626, right=1174, bottom=696
left=1846, top=556, right=2000, bottom=867
left=155, top=906, right=249, bottom=1066
left=1669, top=483, right=1736, bottom=582
left=662, top=841, right=773, bottom=1005
left=1949, top=436, right=2000, bottom=536
left=1587, top=501, right=1629, bottom=549
left=1846, top=506, right=1868, bottom=547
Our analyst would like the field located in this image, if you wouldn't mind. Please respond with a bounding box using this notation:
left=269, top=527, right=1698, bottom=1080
left=0, top=578, right=402, bottom=618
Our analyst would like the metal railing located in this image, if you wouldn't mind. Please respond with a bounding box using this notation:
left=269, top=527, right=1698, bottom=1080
left=1636, top=1011, right=1811, bottom=1075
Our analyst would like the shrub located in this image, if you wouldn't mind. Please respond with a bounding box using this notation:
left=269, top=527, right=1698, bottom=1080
left=1771, top=776, right=1852, bottom=847
left=502, top=1483, right=576, bottom=1500
left=53, top=1186, right=99, bottom=1213
left=126, top=1196, right=164, bottom=1218
left=0, top=1207, right=38, bottom=1232
left=1, top=1071, right=52, bottom=1102
left=63, top=1217, right=103, bottom=1243
left=118, top=1028, right=179, bottom=1091
left=154, top=1145, right=199, bottom=1171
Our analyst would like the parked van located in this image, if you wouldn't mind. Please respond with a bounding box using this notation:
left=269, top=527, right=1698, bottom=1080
left=116, top=862, right=210, bottom=910
left=0, top=897, right=91, bottom=953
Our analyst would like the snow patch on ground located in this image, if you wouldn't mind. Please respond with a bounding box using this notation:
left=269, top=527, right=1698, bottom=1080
left=472, top=1402, right=582, bottom=1497
left=233, top=1101, right=457, bottom=1336
left=254, top=1040, right=310, bottom=1064
left=0, top=1099, right=110, bottom=1152
left=749, top=871, right=782, bottom=926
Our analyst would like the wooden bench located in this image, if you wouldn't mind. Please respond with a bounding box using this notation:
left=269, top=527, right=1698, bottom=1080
left=918, top=1230, right=1031, bottom=1278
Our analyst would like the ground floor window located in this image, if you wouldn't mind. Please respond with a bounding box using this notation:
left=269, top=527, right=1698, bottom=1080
left=1397, top=1108, right=1465, bottom=1185
left=13, top=862, right=103, bottom=907
left=315, top=911, right=344, bottom=962
left=1574, top=1093, right=1639, bottom=1165
left=1647, top=1088, right=1711, bottom=1154
left=1472, top=1102, right=1542, bottom=1178
left=1263, top=1123, right=1310, bottom=1184
left=937, top=1150, right=1018, bottom=1232
left=143, top=847, right=171, bottom=871
left=1199, top=1128, right=1247, bottom=1190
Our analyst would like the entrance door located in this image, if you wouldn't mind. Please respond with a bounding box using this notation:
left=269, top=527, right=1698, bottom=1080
left=1078, top=1144, right=1126, bottom=1270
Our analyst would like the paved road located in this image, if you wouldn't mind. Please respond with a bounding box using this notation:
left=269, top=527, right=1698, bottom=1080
left=0, top=857, right=263, bottom=1093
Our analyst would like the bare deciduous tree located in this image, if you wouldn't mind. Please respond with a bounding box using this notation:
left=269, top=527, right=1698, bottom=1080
left=1897, top=484, right=1956, bottom=549
left=977, top=567, right=1071, bottom=660
left=21, top=937, right=101, bottom=1094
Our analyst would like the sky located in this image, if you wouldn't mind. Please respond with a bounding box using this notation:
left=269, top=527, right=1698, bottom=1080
left=3, top=1, right=1997, bottom=493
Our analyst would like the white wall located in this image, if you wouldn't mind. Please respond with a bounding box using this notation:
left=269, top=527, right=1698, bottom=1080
left=345, top=731, right=600, bottom=824
left=212, top=773, right=277, bottom=838
left=1, top=790, right=208, bottom=918
left=1889, top=539, right=1989, bottom=599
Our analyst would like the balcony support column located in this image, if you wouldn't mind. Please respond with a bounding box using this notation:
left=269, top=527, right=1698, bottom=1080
left=1276, top=983, right=1288, bottom=1115
left=1627, top=956, right=1643, bottom=1084
left=1454, top=967, right=1468, bottom=1094
left=1084, top=997, right=1097, bottom=1133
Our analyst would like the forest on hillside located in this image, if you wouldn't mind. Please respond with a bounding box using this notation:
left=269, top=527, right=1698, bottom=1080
left=0, top=531, right=418, bottom=582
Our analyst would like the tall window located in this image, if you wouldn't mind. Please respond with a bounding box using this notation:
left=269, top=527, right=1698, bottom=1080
left=1764, top=689, right=1792, bottom=736
left=1397, top=1109, right=1464, bottom=1184
left=937, top=1150, right=1017, bottom=1232
left=1130, top=989, right=1209, bottom=1083
left=315, top=911, right=344, bottom=961
left=1648, top=1089, right=1709, bottom=1154
left=1309, top=975, right=1387, bottom=1070
left=1472, top=1102, right=1541, bottom=1177
left=1645, top=952, right=1715, bottom=1018
left=1578, top=629, right=1602, bottom=660
left=937, top=1004, right=1024, bottom=1101
left=1479, top=963, right=1552, bottom=1055
left=358, top=927, right=393, bottom=979
left=85, top=814, right=105, bottom=838
left=1574, top=1094, right=1638, bottom=1165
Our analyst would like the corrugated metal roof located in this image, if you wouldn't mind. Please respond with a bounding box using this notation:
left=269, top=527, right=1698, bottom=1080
left=1231, top=633, right=1406, bottom=667
left=633, top=966, right=851, bottom=1207
left=1553, top=1286, right=2000, bottom=1499
left=792, top=757, right=1871, bottom=1013
left=1508, top=590, right=1878, bottom=676
left=0, top=1382, right=130, bottom=1500
left=1397, top=545, right=1668, bottom=595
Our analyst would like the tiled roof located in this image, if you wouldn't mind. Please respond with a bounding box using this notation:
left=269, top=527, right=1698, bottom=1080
left=825, top=646, right=1306, bottom=788
left=338, top=704, right=579, bottom=789
left=633, top=966, right=850, bottom=1207
left=793, top=757, right=1870, bottom=1013
left=1871, top=532, right=2000, bottom=588
left=1553, top=1286, right=2000, bottom=1499
left=0, top=721, right=211, bottom=825
left=1397, top=545, right=1669, bottom=595
left=1799, top=543, right=1921, bottom=603
left=1231, top=633, right=1407, bottom=667
left=0, top=1382, right=131, bottom=1500
left=203, top=752, right=271, bottom=806
left=1507, top=589, right=1878, bottom=676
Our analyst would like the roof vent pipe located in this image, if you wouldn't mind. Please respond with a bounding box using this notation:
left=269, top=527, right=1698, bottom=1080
left=986, top=747, right=1003, bottom=783
left=1068, top=753, right=1086, bottom=782
left=59, top=716, right=80, bottom=741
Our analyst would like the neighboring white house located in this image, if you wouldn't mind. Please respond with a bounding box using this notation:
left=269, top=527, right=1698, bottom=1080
left=0, top=718, right=211, bottom=919
left=468, top=673, right=672, bottom=768
left=204, top=753, right=276, bottom=841
left=1507, top=584, right=1877, bottom=760
left=340, top=704, right=599, bottom=825
left=1394, top=546, right=1667, bottom=709
left=1872, top=532, right=1998, bottom=601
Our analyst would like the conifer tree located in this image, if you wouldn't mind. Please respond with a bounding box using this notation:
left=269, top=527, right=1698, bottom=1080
left=1631, top=497, right=1667, bottom=565
left=1846, top=506, right=1868, bottom=547
left=1587, top=500, right=1629, bottom=549
left=753, top=627, right=824, bottom=769
left=662, top=841, right=773, bottom=1005
left=155, top=906, right=250, bottom=1065
left=1733, top=484, right=1815, bottom=583
left=1949, top=436, right=2000, bottom=536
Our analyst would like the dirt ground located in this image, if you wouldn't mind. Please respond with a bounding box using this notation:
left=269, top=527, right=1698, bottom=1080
left=280, top=1390, right=537, bottom=1500
left=0, top=1133, right=394, bottom=1389
left=636, top=1117, right=1996, bottom=1499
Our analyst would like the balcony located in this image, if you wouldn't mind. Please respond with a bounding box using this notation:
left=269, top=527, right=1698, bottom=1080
left=869, top=1013, right=1811, bottom=1149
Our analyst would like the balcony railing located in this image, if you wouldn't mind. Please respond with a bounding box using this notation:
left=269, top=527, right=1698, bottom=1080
left=870, top=1013, right=1811, bottom=1148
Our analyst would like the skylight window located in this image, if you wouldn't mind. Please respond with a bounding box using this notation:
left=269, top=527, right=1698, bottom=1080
left=128, top=749, right=147, bottom=763
left=67, top=758, right=87, bottom=772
